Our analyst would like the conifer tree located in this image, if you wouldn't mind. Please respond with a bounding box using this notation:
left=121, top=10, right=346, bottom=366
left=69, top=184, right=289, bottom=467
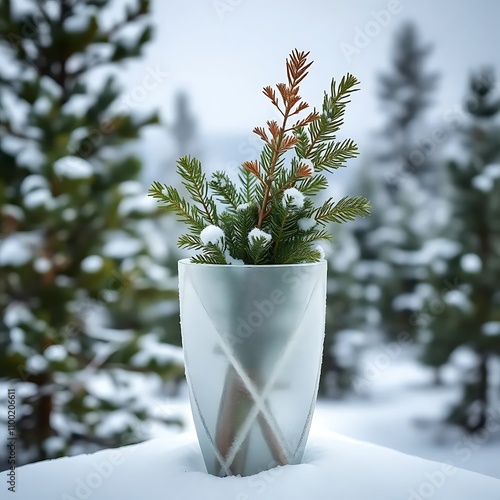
left=377, top=22, right=439, bottom=193
left=321, top=227, right=372, bottom=397
left=350, top=161, right=401, bottom=341
left=422, top=69, right=500, bottom=430
left=0, top=0, right=182, bottom=465
left=358, top=23, right=441, bottom=346
left=169, top=90, right=198, bottom=158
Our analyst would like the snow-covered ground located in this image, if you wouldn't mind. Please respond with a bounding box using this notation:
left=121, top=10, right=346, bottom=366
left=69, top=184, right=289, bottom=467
left=152, top=355, right=500, bottom=481
left=4, top=430, right=500, bottom=500
left=314, top=359, right=500, bottom=481
left=3, top=355, right=500, bottom=498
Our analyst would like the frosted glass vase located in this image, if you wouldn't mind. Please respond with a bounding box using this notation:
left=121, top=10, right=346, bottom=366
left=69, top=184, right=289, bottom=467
left=178, top=258, right=327, bottom=477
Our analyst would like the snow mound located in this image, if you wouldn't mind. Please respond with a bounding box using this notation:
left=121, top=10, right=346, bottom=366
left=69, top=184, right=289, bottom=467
left=0, top=232, right=41, bottom=267
left=298, top=217, right=316, bottom=231
left=131, top=333, right=184, bottom=367
left=20, top=174, right=49, bottom=195
left=460, top=253, right=482, bottom=273
left=54, top=156, right=93, bottom=179
left=4, top=431, right=500, bottom=499
left=118, top=194, right=157, bottom=217
left=81, top=255, right=104, bottom=273
left=472, top=174, right=493, bottom=192
left=482, top=322, right=500, bottom=337
left=282, top=187, right=305, bottom=209
left=200, top=225, right=225, bottom=245
left=102, top=231, right=143, bottom=259
left=248, top=227, right=272, bottom=244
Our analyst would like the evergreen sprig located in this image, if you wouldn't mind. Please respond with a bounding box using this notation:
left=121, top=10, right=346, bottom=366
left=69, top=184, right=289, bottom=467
left=149, top=49, right=371, bottom=265
left=316, top=196, right=371, bottom=225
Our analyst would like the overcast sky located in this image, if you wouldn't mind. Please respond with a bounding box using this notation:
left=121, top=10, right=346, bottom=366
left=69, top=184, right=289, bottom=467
left=115, top=0, right=500, bottom=144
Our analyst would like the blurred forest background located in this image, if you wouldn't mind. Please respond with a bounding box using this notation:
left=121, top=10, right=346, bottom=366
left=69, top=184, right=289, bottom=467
left=1, top=0, right=500, bottom=479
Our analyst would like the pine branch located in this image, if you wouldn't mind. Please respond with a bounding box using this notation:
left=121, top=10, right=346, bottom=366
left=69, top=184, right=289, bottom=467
left=221, top=206, right=258, bottom=262
left=314, top=138, right=358, bottom=173
left=306, top=74, right=360, bottom=158
left=178, top=234, right=204, bottom=251
left=274, top=238, right=323, bottom=264
left=256, top=50, right=316, bottom=228
left=300, top=229, right=332, bottom=243
left=177, top=156, right=218, bottom=225
left=328, top=74, right=360, bottom=111
left=248, top=234, right=272, bottom=264
left=257, top=143, right=275, bottom=179
left=238, top=168, right=257, bottom=203
left=287, top=49, right=313, bottom=90
left=270, top=203, right=296, bottom=258
left=190, top=254, right=224, bottom=265
left=315, top=196, right=371, bottom=225
left=149, top=49, right=369, bottom=266
left=296, top=175, right=328, bottom=196
left=271, top=158, right=299, bottom=196
left=190, top=243, right=227, bottom=265
left=149, top=181, right=205, bottom=233
left=209, top=171, right=242, bottom=210
left=293, top=126, right=310, bottom=159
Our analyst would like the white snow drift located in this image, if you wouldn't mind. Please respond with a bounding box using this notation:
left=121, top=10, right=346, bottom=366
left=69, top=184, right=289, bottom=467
left=3, top=431, right=499, bottom=500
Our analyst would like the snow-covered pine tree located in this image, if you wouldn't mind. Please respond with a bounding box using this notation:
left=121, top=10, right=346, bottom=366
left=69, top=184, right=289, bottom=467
left=422, top=68, right=500, bottom=430
left=170, top=91, right=198, bottom=159
left=0, top=0, right=183, bottom=466
left=353, top=23, right=441, bottom=347
left=382, top=176, right=452, bottom=342
left=349, top=161, right=400, bottom=341
left=320, top=226, right=371, bottom=397
left=377, top=22, right=439, bottom=194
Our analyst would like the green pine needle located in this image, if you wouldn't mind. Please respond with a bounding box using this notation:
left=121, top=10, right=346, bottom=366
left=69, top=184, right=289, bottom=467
left=316, top=196, right=371, bottom=225
left=209, top=171, right=242, bottom=209
left=177, top=156, right=218, bottom=225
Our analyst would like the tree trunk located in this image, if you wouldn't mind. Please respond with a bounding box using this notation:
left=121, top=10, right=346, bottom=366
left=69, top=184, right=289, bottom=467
left=469, top=353, right=489, bottom=433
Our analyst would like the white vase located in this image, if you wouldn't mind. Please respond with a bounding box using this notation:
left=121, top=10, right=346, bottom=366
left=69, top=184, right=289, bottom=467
left=178, top=258, right=327, bottom=477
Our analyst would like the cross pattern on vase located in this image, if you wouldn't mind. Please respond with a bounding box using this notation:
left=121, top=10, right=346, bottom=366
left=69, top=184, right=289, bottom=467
left=186, top=273, right=321, bottom=476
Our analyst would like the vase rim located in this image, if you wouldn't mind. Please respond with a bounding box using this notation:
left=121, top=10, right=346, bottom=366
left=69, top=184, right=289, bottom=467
left=178, top=258, right=327, bottom=269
